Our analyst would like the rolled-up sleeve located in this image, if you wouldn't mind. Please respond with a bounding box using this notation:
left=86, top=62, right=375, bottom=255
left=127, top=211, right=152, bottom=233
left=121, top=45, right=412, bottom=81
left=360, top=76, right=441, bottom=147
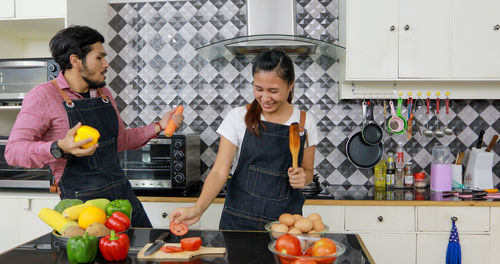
left=5, top=87, right=57, bottom=168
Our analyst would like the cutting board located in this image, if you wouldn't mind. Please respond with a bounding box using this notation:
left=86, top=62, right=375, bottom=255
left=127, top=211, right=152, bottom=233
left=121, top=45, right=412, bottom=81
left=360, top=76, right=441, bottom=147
left=137, top=243, right=226, bottom=261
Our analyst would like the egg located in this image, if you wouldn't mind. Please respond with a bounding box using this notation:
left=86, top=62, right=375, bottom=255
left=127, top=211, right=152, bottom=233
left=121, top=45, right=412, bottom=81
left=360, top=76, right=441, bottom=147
left=307, top=213, right=322, bottom=222
left=307, top=230, right=321, bottom=237
left=288, top=228, right=302, bottom=235
left=279, top=213, right=295, bottom=227
left=292, top=214, right=303, bottom=221
left=294, top=217, right=313, bottom=233
left=271, top=223, right=289, bottom=238
left=313, top=219, right=326, bottom=231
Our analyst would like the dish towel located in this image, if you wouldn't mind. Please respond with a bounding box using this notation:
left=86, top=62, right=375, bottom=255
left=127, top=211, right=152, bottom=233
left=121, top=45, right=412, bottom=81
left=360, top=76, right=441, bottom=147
left=446, top=216, right=461, bottom=264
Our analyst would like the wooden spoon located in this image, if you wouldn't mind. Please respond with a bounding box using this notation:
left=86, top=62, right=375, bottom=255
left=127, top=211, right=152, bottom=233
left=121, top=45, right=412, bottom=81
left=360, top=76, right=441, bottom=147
left=289, top=122, right=300, bottom=168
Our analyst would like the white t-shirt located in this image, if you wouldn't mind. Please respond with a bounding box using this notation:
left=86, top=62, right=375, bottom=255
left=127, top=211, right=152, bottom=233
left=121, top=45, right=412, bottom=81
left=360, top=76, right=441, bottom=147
left=216, top=106, right=320, bottom=174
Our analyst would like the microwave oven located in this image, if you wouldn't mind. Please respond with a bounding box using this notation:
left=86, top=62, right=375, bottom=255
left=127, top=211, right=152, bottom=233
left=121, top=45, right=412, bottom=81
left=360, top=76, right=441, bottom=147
left=0, top=58, right=60, bottom=101
left=119, top=134, right=201, bottom=194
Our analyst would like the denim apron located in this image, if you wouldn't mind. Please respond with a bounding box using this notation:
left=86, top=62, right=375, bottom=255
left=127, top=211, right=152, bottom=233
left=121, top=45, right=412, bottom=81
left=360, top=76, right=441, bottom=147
left=52, top=80, right=152, bottom=227
left=219, top=120, right=306, bottom=231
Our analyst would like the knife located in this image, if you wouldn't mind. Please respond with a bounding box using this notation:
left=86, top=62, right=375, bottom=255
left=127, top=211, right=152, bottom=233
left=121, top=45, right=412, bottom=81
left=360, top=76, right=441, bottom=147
left=476, top=130, right=485, bottom=149
left=144, top=232, right=170, bottom=256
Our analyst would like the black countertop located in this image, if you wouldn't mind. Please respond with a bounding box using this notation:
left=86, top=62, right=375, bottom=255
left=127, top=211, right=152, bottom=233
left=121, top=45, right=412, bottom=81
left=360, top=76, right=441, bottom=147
left=0, top=228, right=373, bottom=264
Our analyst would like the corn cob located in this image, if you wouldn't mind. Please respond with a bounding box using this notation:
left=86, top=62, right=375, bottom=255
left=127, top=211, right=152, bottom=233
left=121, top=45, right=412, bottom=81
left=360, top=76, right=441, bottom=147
left=62, top=203, right=91, bottom=220
left=38, top=208, right=78, bottom=234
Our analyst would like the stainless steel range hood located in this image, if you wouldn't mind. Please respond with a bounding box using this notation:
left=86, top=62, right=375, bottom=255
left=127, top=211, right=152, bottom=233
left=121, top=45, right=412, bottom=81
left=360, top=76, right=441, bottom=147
left=196, top=0, right=345, bottom=60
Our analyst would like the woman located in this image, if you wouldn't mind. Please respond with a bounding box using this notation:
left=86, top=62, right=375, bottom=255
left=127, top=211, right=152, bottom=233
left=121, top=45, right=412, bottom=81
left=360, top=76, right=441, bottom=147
left=170, top=49, right=319, bottom=230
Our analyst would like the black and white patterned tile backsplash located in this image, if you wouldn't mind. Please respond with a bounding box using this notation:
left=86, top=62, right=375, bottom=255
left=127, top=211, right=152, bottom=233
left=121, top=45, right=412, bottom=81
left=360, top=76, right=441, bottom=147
left=107, top=0, right=500, bottom=185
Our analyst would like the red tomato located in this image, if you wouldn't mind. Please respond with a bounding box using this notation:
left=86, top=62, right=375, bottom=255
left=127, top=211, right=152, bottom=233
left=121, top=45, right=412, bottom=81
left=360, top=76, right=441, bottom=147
left=180, top=237, right=202, bottom=251
left=275, top=234, right=301, bottom=256
left=169, top=222, right=188, bottom=236
left=160, top=245, right=183, bottom=253
left=311, top=238, right=337, bottom=264
left=304, top=245, right=314, bottom=256
left=291, top=258, right=318, bottom=264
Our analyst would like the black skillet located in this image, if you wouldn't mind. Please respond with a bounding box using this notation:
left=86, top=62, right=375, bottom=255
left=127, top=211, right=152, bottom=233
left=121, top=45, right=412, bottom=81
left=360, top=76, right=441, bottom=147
left=362, top=101, right=383, bottom=145
left=346, top=102, right=384, bottom=169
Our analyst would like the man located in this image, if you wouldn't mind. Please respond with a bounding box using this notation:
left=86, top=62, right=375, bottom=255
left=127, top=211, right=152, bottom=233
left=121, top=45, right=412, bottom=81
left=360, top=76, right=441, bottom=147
left=5, top=25, right=183, bottom=227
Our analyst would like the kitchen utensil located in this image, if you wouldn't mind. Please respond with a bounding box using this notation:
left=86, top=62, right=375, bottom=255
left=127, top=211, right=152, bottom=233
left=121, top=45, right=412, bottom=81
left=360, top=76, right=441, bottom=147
left=486, top=135, right=498, bottom=152
left=137, top=243, right=226, bottom=261
left=289, top=122, right=300, bottom=168
left=464, top=147, right=494, bottom=189
left=387, top=100, right=405, bottom=133
left=430, top=163, right=452, bottom=191
left=346, top=103, right=384, bottom=169
left=434, top=98, right=445, bottom=138
left=144, top=232, right=171, bottom=256
left=455, top=152, right=464, bottom=165
left=443, top=97, right=453, bottom=136
left=476, top=130, right=485, bottom=149
left=423, top=97, right=434, bottom=138
left=362, top=101, right=383, bottom=145
left=407, top=97, right=413, bottom=140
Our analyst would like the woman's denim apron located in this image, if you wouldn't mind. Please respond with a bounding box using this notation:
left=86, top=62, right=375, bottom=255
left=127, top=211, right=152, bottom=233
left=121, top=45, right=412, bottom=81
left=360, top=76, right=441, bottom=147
left=219, top=120, right=306, bottom=231
left=52, top=80, right=151, bottom=227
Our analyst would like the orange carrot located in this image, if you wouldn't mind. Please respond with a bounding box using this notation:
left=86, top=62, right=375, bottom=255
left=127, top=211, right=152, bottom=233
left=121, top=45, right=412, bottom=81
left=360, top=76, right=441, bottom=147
left=165, top=105, right=184, bottom=137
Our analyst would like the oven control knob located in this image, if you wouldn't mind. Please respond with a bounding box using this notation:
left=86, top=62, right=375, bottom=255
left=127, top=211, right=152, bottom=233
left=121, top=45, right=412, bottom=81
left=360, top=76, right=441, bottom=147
left=174, top=162, right=183, bottom=171
left=173, top=150, right=184, bottom=160
left=174, top=173, right=185, bottom=183
left=174, top=139, right=183, bottom=149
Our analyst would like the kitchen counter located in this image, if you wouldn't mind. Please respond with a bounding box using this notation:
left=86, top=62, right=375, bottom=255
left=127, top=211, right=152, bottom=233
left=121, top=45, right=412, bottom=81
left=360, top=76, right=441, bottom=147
left=138, top=185, right=500, bottom=207
left=0, top=228, right=374, bottom=264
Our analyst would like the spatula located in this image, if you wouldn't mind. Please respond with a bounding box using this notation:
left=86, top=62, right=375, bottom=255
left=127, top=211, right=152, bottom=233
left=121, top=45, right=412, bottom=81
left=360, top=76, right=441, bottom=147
left=289, top=122, right=300, bottom=168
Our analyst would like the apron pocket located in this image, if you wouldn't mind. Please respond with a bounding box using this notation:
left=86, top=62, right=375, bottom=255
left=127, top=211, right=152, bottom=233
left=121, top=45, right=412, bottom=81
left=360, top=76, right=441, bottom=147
left=74, top=178, right=127, bottom=201
left=95, top=138, right=118, bottom=170
left=245, top=164, right=290, bottom=201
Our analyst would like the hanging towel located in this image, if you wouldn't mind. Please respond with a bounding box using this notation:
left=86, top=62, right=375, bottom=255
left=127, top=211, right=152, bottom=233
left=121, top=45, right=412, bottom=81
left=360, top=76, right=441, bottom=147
left=446, top=217, right=461, bottom=264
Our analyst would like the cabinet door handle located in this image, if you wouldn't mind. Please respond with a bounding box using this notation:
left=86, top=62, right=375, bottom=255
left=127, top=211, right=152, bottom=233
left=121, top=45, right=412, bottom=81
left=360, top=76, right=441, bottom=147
left=377, top=216, right=384, bottom=222
left=494, top=24, right=499, bottom=31
left=162, top=212, right=168, bottom=218
left=404, top=25, right=410, bottom=31
left=390, top=25, right=395, bottom=31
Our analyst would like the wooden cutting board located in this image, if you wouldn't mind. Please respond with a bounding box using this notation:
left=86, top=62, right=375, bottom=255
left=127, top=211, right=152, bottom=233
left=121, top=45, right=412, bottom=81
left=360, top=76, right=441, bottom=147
left=137, top=243, right=226, bottom=261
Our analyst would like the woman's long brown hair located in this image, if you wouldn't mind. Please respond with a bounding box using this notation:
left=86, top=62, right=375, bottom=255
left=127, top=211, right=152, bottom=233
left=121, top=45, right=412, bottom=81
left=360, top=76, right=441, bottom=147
left=245, top=50, right=295, bottom=136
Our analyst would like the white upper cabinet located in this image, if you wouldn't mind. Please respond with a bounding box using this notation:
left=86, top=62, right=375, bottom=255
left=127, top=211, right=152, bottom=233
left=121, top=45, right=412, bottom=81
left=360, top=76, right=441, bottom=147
left=345, top=0, right=500, bottom=81
left=346, top=0, right=398, bottom=79
left=451, top=0, right=500, bottom=79
left=346, top=0, right=450, bottom=80
left=15, top=0, right=66, bottom=19
left=398, top=0, right=450, bottom=79
left=0, top=0, right=15, bottom=18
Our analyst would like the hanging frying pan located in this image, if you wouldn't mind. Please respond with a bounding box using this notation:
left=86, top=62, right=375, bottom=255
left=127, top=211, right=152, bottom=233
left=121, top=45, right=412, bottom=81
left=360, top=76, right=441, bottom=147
left=362, top=101, right=383, bottom=145
left=346, top=103, right=384, bottom=169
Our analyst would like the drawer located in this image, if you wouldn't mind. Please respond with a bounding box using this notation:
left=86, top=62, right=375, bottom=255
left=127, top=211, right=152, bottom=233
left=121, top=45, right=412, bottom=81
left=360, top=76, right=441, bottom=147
left=417, top=206, right=489, bottom=232
left=303, top=205, right=344, bottom=233
left=345, top=206, right=415, bottom=231
left=142, top=202, right=201, bottom=228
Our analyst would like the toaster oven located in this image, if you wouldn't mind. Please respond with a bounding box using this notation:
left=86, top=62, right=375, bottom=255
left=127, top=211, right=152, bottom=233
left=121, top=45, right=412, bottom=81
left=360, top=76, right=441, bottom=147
left=119, top=134, right=200, bottom=194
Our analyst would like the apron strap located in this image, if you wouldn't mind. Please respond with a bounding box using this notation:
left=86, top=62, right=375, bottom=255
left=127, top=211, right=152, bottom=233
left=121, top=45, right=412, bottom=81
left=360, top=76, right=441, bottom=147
left=299, top=110, right=309, bottom=148
left=51, top=80, right=109, bottom=106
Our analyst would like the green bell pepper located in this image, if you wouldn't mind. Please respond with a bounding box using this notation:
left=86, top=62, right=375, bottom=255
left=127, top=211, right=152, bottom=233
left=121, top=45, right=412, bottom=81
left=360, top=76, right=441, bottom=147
left=66, top=232, right=98, bottom=264
left=105, top=199, right=132, bottom=219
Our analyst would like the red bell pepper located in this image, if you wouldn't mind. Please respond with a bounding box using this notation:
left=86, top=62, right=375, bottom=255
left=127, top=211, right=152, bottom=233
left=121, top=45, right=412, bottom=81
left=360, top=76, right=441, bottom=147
left=105, top=211, right=131, bottom=233
left=99, top=230, right=130, bottom=261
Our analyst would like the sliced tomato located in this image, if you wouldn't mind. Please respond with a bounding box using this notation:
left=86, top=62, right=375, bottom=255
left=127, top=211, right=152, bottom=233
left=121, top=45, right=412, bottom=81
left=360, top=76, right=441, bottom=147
left=180, top=237, right=202, bottom=251
left=160, top=245, right=183, bottom=253
left=169, top=222, right=188, bottom=236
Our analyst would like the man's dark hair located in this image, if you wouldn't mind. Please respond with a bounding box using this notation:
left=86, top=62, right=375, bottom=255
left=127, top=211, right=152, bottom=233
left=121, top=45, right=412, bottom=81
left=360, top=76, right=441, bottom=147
left=49, top=25, right=105, bottom=71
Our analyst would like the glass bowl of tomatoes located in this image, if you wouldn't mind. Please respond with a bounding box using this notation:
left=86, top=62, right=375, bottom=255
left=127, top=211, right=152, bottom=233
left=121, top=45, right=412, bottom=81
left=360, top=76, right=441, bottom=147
left=265, top=221, right=329, bottom=241
left=268, top=235, right=346, bottom=264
